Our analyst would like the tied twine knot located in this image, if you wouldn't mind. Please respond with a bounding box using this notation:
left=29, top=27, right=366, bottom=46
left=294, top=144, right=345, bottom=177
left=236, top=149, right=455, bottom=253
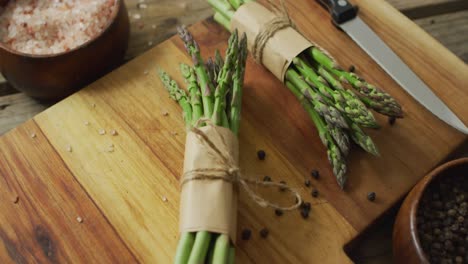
left=181, top=118, right=302, bottom=211
left=251, top=0, right=338, bottom=65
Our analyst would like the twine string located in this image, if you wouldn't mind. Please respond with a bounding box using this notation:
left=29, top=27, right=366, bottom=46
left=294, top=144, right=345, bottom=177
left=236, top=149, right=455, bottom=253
left=181, top=118, right=302, bottom=211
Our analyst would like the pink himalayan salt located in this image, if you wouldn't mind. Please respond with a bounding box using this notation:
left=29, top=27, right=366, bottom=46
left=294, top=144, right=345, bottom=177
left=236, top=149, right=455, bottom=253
left=0, top=0, right=117, bottom=55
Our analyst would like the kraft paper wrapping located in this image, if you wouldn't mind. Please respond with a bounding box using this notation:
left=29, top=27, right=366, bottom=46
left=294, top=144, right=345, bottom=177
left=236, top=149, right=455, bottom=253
left=230, top=1, right=312, bottom=82
left=179, top=126, right=239, bottom=243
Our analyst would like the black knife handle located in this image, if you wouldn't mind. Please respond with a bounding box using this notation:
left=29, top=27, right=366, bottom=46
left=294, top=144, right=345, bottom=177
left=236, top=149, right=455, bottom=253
left=316, top=0, right=358, bottom=25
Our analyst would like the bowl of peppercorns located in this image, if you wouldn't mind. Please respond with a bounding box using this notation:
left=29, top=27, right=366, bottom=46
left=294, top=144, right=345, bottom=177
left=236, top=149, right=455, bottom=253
left=393, top=158, right=468, bottom=264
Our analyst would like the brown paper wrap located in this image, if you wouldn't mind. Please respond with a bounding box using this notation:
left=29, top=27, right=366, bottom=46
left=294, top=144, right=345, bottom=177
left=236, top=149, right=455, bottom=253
left=179, top=126, right=239, bottom=243
left=230, top=1, right=311, bottom=81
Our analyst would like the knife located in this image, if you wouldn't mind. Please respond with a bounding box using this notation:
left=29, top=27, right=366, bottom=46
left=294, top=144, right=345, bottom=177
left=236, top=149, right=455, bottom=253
left=317, top=0, right=468, bottom=134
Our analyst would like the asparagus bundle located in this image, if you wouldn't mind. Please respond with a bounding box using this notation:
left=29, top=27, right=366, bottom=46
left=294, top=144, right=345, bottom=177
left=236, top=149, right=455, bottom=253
left=207, top=0, right=403, bottom=188
left=159, top=27, right=247, bottom=264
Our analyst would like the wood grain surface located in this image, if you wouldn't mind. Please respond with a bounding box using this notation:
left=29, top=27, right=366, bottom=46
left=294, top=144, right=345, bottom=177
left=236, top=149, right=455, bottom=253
left=0, top=94, right=51, bottom=135
left=389, top=0, right=468, bottom=18
left=0, top=121, right=137, bottom=263
left=0, top=0, right=467, bottom=263
left=415, top=10, right=468, bottom=62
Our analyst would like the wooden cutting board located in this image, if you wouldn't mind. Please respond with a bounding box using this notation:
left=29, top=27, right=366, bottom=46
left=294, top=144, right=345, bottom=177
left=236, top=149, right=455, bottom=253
left=0, top=0, right=467, bottom=262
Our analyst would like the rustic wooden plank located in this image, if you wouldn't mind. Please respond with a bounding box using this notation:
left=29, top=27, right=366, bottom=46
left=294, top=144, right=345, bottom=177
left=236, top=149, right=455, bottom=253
left=387, top=0, right=457, bottom=10
left=0, top=121, right=137, bottom=263
left=0, top=93, right=52, bottom=135
left=415, top=10, right=468, bottom=63
left=386, top=0, right=468, bottom=18
left=125, top=0, right=212, bottom=59
left=34, top=39, right=357, bottom=263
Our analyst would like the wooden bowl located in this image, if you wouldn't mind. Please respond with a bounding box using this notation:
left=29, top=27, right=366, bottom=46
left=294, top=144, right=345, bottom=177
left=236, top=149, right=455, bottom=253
left=0, top=0, right=130, bottom=99
left=393, top=157, right=468, bottom=263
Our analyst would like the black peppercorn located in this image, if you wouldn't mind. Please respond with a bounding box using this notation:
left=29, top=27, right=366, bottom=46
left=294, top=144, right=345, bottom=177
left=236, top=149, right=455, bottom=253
left=311, top=189, right=319, bottom=198
left=275, top=209, right=283, bottom=216
left=260, top=228, right=269, bottom=238
left=303, top=202, right=311, bottom=211
left=348, top=65, right=355, bottom=72
left=257, top=150, right=266, bottom=160
left=388, top=116, right=396, bottom=125
left=241, top=229, right=251, bottom=240
left=311, top=170, right=320, bottom=179
left=367, top=192, right=376, bottom=202
left=263, top=176, right=272, bottom=182
left=304, top=179, right=311, bottom=187
left=433, top=242, right=442, bottom=250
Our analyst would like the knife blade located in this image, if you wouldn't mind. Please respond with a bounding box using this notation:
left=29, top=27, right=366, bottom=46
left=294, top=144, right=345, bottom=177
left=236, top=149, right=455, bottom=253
left=316, top=0, right=468, bottom=134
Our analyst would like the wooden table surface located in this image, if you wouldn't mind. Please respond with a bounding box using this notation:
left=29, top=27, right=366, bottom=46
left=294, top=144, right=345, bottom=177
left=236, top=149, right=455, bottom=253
left=0, top=0, right=467, bottom=263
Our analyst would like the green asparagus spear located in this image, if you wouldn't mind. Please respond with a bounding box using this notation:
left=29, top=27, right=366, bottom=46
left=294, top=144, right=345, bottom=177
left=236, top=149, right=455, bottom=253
left=188, top=231, right=212, bottom=264
left=180, top=64, right=204, bottom=124
left=178, top=26, right=215, bottom=118
left=207, top=0, right=236, bottom=19
left=309, top=47, right=403, bottom=118
left=174, top=232, right=195, bottom=264
left=215, top=49, right=224, bottom=70
left=314, top=63, right=379, bottom=128
left=285, top=80, right=347, bottom=188
left=345, top=116, right=379, bottom=156
left=359, top=96, right=404, bottom=118
left=230, top=32, right=248, bottom=135
left=286, top=68, right=348, bottom=129
left=158, top=69, right=193, bottom=126
left=326, top=121, right=350, bottom=157
left=312, top=78, right=380, bottom=157
left=212, top=234, right=230, bottom=263
left=213, top=30, right=239, bottom=125
left=214, top=12, right=231, bottom=31
left=228, top=0, right=242, bottom=10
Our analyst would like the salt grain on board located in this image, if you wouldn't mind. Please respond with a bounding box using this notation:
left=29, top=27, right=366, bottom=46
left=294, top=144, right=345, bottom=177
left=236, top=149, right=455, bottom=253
left=66, top=145, right=73, bottom=152
left=0, top=0, right=118, bottom=55
left=30, top=133, right=36, bottom=138
left=110, top=129, right=118, bottom=136
left=99, top=129, right=106, bottom=135
left=76, top=217, right=83, bottom=223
